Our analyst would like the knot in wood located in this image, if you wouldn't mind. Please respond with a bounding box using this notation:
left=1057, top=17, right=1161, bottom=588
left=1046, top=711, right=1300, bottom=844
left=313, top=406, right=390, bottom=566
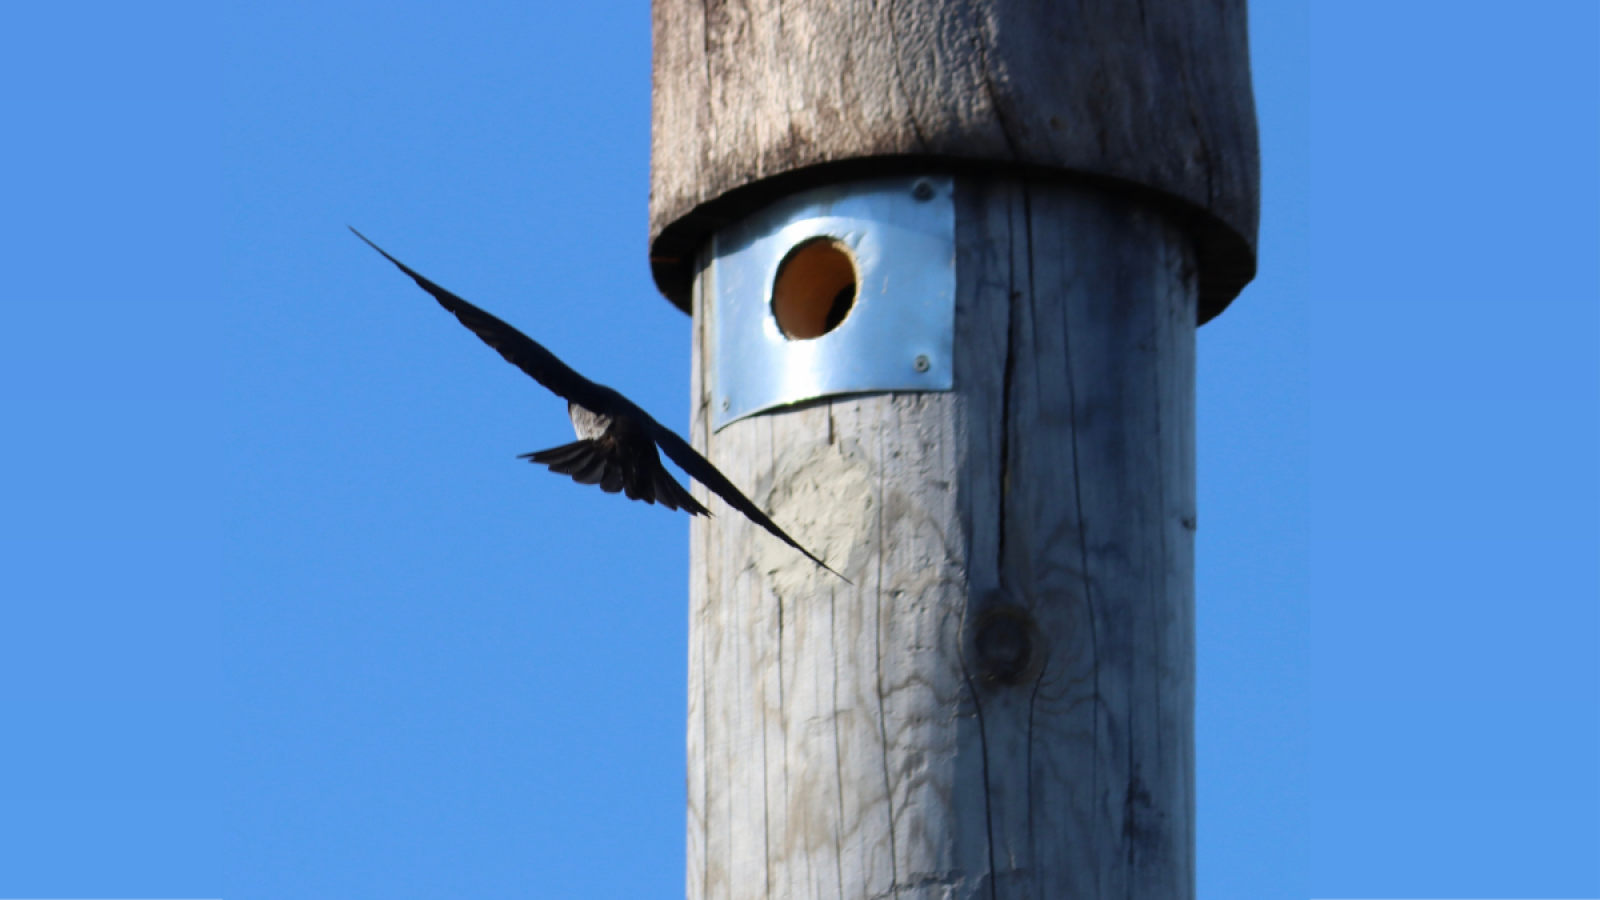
left=972, top=606, right=1037, bottom=685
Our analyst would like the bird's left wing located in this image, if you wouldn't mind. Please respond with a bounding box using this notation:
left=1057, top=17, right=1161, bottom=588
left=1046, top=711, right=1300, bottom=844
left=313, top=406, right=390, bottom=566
left=637, top=409, right=849, bottom=582
left=351, top=229, right=612, bottom=412
left=354, top=227, right=846, bottom=581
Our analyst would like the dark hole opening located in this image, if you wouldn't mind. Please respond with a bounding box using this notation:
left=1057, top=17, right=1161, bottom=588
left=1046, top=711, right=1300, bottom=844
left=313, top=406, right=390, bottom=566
left=772, top=238, right=857, bottom=340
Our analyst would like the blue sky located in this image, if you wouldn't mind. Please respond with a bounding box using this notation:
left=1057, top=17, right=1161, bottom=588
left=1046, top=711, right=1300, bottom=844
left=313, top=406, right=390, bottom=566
left=0, top=2, right=1593, bottom=898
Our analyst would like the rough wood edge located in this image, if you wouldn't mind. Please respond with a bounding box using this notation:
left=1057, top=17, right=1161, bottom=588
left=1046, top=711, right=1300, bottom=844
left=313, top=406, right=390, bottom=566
left=649, top=157, right=1253, bottom=325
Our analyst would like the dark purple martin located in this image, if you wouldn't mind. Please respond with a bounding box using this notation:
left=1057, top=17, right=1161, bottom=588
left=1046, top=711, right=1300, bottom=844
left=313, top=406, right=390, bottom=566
left=352, top=228, right=843, bottom=579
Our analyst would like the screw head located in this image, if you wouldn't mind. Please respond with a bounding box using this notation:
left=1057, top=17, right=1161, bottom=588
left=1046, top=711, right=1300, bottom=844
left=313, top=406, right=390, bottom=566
left=721, top=397, right=731, bottom=411
left=911, top=179, right=936, bottom=201
left=913, top=354, right=931, bottom=373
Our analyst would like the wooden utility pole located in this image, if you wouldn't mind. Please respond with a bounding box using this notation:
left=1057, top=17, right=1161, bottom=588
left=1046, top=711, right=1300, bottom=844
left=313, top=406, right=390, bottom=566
left=649, top=2, right=1257, bottom=898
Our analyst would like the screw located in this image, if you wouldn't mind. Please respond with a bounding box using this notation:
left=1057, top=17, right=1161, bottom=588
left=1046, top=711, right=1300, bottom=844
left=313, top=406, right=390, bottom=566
left=911, top=179, right=936, bottom=202
left=721, top=397, right=731, bottom=411
left=913, top=354, right=931, bottom=373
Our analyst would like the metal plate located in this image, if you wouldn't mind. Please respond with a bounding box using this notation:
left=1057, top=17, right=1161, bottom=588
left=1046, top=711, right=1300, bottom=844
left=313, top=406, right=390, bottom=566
left=710, top=175, right=955, bottom=431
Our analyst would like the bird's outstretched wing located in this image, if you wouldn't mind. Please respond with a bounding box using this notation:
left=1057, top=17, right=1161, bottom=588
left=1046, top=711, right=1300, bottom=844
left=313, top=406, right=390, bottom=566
left=637, top=411, right=849, bottom=581
left=350, top=228, right=613, bottom=414
left=354, top=228, right=847, bottom=581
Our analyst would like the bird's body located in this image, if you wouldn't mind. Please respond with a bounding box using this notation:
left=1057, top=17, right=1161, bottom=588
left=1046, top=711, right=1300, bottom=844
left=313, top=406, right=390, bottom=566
left=352, top=228, right=838, bottom=577
left=567, top=403, right=611, bottom=441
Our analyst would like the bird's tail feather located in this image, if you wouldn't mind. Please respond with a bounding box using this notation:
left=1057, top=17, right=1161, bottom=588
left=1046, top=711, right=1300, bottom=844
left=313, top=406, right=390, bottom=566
left=522, top=441, right=589, bottom=467
left=522, top=440, right=618, bottom=490
left=522, top=441, right=704, bottom=515
left=653, top=466, right=710, bottom=517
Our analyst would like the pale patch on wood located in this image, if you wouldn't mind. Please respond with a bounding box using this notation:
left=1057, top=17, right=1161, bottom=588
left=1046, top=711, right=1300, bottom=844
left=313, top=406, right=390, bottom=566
left=753, top=438, right=877, bottom=595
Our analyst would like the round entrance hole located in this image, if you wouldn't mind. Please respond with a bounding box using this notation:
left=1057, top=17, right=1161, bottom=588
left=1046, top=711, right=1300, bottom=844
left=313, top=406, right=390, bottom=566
left=772, top=238, right=857, bottom=340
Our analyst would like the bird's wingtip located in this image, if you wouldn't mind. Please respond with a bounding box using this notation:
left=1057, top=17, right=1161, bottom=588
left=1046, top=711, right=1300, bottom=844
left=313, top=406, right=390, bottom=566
left=348, top=226, right=381, bottom=252
left=348, top=228, right=413, bottom=275
left=801, top=549, right=850, bottom=584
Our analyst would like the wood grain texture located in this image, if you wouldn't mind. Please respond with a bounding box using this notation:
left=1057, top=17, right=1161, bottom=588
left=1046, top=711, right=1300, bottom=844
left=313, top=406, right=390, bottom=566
left=651, top=0, right=1256, bottom=321
left=686, top=178, right=1197, bottom=899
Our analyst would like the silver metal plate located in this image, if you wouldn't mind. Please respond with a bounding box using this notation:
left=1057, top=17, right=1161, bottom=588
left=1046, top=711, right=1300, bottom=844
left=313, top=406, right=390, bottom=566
left=710, top=175, right=956, bottom=431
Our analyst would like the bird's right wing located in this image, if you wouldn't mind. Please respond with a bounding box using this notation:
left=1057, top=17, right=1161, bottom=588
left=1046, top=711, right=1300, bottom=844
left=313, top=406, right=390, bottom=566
left=642, top=414, right=850, bottom=582
left=351, top=229, right=613, bottom=412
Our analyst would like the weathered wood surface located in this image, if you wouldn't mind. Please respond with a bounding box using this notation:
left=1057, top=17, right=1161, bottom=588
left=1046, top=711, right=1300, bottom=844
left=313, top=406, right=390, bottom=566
left=686, top=179, right=1197, bottom=899
left=651, top=0, right=1256, bottom=321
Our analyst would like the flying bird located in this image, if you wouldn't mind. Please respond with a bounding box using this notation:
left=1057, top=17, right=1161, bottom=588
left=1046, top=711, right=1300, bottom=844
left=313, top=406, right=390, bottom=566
left=351, top=228, right=844, bottom=580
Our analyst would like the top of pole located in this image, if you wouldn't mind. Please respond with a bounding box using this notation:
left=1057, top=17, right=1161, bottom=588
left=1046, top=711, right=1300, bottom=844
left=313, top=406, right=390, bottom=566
left=648, top=0, right=1259, bottom=323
